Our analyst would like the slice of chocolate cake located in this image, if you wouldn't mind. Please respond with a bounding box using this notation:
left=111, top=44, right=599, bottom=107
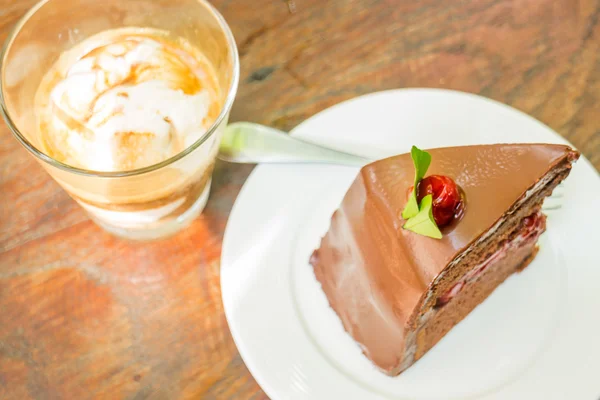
left=310, top=144, right=579, bottom=376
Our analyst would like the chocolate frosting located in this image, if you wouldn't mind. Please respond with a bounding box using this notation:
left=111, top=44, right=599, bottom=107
left=310, top=143, right=578, bottom=373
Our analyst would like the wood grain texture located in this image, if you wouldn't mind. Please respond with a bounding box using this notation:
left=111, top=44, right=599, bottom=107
left=0, top=0, right=599, bottom=399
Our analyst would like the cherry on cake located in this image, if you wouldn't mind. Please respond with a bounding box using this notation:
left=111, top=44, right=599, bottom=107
left=309, top=143, right=579, bottom=376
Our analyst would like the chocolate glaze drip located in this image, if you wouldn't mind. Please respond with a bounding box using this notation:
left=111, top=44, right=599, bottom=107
left=310, top=143, right=579, bottom=374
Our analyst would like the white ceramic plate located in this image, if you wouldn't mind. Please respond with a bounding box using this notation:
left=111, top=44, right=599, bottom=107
left=221, top=89, right=600, bottom=400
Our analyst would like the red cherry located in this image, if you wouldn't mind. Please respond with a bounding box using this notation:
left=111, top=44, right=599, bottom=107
left=417, top=175, right=461, bottom=227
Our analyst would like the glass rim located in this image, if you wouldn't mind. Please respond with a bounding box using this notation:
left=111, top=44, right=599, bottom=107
left=0, top=0, right=240, bottom=178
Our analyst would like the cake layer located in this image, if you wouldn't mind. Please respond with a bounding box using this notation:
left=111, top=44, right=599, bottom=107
left=436, top=211, right=545, bottom=308
left=310, top=143, right=579, bottom=375
left=410, top=211, right=544, bottom=370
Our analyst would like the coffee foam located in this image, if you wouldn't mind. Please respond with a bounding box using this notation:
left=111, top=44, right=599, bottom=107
left=36, top=30, right=219, bottom=172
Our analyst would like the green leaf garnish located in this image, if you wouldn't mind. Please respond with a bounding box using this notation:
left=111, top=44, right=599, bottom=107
left=403, top=194, right=443, bottom=239
left=400, top=146, right=443, bottom=239
left=401, top=146, right=432, bottom=219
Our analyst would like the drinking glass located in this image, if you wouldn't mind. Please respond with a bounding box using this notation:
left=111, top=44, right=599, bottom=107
left=0, top=0, right=239, bottom=240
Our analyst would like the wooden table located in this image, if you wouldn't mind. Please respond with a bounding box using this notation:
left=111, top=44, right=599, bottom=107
left=1, top=0, right=599, bottom=398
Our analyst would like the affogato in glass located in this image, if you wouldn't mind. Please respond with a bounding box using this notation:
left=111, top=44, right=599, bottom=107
left=1, top=0, right=239, bottom=240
